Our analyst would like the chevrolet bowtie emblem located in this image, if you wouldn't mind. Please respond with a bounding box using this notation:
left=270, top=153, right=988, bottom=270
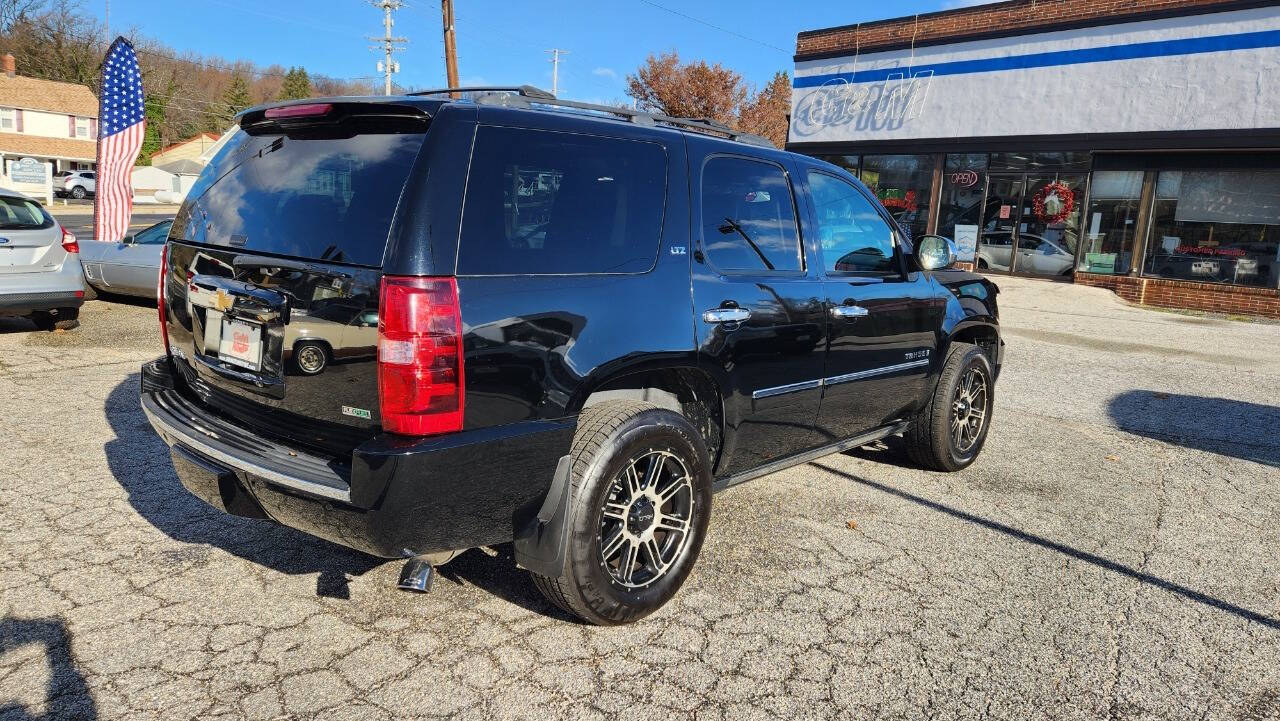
left=212, top=289, right=234, bottom=312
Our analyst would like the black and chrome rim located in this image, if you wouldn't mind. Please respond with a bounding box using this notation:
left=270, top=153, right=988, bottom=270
left=951, top=366, right=989, bottom=454
left=297, top=346, right=325, bottom=373
left=598, top=449, right=695, bottom=590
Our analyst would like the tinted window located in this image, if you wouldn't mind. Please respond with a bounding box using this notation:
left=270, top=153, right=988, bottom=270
left=174, top=128, right=426, bottom=267
left=701, top=156, right=801, bottom=272
left=0, top=195, right=54, bottom=230
left=457, top=126, right=667, bottom=275
left=807, top=171, right=896, bottom=274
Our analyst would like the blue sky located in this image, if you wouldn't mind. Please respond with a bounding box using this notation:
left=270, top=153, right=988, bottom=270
left=93, top=0, right=993, bottom=102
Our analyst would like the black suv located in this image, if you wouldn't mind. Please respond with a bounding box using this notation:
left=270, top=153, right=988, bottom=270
left=141, top=88, right=1003, bottom=625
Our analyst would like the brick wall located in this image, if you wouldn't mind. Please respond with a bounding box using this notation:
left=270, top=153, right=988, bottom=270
left=796, top=0, right=1249, bottom=58
left=1074, top=273, right=1280, bottom=318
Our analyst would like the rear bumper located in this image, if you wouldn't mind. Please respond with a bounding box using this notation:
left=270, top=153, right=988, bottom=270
left=0, top=259, right=86, bottom=315
left=139, top=356, right=574, bottom=558
left=0, top=290, right=85, bottom=314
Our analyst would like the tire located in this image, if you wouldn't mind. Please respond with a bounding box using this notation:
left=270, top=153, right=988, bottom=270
left=293, top=341, right=329, bottom=375
left=70, top=185, right=87, bottom=200
left=531, top=401, right=713, bottom=625
left=905, top=342, right=994, bottom=472
left=28, top=307, right=78, bottom=331
left=977, top=258, right=989, bottom=270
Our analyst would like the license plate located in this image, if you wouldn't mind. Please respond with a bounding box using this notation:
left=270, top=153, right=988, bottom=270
left=218, top=318, right=262, bottom=371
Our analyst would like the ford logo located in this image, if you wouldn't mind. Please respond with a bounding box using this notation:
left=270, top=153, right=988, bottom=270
left=0, top=237, right=9, bottom=245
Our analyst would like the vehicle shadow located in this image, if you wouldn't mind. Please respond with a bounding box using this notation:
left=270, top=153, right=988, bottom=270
left=0, top=617, right=97, bottom=720
left=0, top=316, right=38, bottom=334
left=841, top=434, right=923, bottom=470
left=103, top=374, right=381, bottom=598
left=1107, top=390, right=1280, bottom=468
left=811, top=460, right=1280, bottom=630
left=435, top=545, right=580, bottom=622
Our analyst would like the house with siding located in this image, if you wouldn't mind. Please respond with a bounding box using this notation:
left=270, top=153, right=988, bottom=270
left=0, top=52, right=98, bottom=174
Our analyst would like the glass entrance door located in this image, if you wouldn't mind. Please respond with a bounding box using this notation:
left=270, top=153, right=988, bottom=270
left=977, top=177, right=1023, bottom=272
left=1015, top=175, right=1085, bottom=278
left=977, top=174, right=1085, bottom=279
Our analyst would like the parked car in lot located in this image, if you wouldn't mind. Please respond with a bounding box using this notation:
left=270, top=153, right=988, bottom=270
left=140, top=88, right=1004, bottom=625
left=55, top=170, right=96, bottom=199
left=0, top=188, right=84, bottom=329
left=80, top=219, right=172, bottom=297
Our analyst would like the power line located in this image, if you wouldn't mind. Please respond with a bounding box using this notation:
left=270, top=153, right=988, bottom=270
left=634, top=0, right=790, bottom=55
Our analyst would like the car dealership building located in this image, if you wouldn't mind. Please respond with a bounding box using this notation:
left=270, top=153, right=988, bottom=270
left=789, top=0, right=1280, bottom=318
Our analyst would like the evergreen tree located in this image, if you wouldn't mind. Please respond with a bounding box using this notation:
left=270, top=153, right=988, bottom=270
left=221, top=73, right=251, bottom=120
left=138, top=94, right=167, bottom=166
left=279, top=66, right=312, bottom=100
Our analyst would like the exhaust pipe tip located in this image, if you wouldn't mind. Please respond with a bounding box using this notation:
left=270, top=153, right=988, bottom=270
left=397, top=557, right=436, bottom=593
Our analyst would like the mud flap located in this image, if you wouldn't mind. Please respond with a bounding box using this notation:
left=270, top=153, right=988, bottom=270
left=512, top=455, right=572, bottom=578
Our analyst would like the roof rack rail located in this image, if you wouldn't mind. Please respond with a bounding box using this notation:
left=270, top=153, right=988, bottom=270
left=407, top=85, right=556, bottom=100
left=470, top=92, right=776, bottom=148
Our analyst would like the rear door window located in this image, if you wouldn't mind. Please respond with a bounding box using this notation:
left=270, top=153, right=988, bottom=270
left=173, top=126, right=427, bottom=267
left=700, top=156, right=802, bottom=273
left=457, top=126, right=668, bottom=275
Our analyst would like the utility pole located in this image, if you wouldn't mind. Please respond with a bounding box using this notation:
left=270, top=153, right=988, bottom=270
left=368, top=0, right=407, bottom=95
left=545, top=48, right=568, bottom=97
left=440, top=0, right=459, bottom=93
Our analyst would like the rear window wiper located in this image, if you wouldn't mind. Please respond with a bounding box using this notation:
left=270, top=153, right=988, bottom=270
left=232, top=255, right=352, bottom=279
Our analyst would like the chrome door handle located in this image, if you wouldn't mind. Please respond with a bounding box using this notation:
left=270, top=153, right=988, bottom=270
left=702, top=307, right=751, bottom=324
left=830, top=304, right=869, bottom=319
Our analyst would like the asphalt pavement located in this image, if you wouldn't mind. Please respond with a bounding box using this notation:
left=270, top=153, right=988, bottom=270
left=1, top=278, right=1278, bottom=720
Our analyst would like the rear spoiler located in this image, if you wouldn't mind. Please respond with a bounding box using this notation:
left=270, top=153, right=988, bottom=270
left=237, top=101, right=430, bottom=136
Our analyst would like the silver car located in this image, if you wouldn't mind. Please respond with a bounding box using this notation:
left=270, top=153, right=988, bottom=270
left=0, top=188, right=85, bottom=329
left=80, top=219, right=172, bottom=298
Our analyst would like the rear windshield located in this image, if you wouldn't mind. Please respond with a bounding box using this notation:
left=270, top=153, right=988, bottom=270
left=0, top=196, right=54, bottom=230
left=173, top=127, right=426, bottom=267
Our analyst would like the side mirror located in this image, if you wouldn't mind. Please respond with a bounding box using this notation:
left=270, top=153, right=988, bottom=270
left=915, top=234, right=958, bottom=271
left=121, top=234, right=136, bottom=245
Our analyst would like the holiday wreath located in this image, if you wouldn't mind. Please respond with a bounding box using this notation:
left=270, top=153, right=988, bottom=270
left=1032, top=181, right=1075, bottom=225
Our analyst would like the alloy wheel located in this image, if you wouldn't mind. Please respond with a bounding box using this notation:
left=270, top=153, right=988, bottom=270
left=597, top=449, right=695, bottom=590
left=950, top=366, right=989, bottom=453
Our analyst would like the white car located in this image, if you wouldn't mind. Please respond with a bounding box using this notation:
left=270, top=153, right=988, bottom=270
left=0, top=188, right=84, bottom=329
left=56, top=170, right=96, bottom=200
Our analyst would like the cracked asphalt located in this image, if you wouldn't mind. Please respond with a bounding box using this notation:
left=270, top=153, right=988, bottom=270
left=2, top=278, right=1279, bottom=720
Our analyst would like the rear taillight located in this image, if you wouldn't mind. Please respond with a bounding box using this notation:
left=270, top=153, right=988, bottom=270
left=377, top=276, right=464, bottom=436
left=60, top=226, right=78, bottom=254
left=264, top=103, right=332, bottom=119
left=158, top=244, right=170, bottom=354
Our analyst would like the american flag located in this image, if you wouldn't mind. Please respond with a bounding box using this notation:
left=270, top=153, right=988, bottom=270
left=92, top=37, right=146, bottom=243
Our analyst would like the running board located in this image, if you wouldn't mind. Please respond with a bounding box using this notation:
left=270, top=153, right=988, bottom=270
left=712, top=421, right=911, bottom=493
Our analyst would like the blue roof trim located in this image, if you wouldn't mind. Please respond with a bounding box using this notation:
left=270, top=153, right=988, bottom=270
left=793, top=28, right=1280, bottom=88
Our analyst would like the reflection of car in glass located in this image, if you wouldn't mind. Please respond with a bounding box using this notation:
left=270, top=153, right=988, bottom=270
left=141, top=88, right=1005, bottom=626
left=283, top=304, right=379, bottom=375
left=977, top=232, right=1074, bottom=275
left=79, top=219, right=173, bottom=297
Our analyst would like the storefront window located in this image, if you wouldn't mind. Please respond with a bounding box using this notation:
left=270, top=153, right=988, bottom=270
left=1143, top=170, right=1280, bottom=288
left=937, top=154, right=988, bottom=249
left=816, top=155, right=860, bottom=177
left=990, top=151, right=1091, bottom=172
left=859, top=154, right=936, bottom=241
left=1078, top=170, right=1144, bottom=275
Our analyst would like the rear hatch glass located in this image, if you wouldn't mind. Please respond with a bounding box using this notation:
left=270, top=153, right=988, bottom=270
left=0, top=195, right=62, bottom=274
left=164, top=105, right=429, bottom=457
